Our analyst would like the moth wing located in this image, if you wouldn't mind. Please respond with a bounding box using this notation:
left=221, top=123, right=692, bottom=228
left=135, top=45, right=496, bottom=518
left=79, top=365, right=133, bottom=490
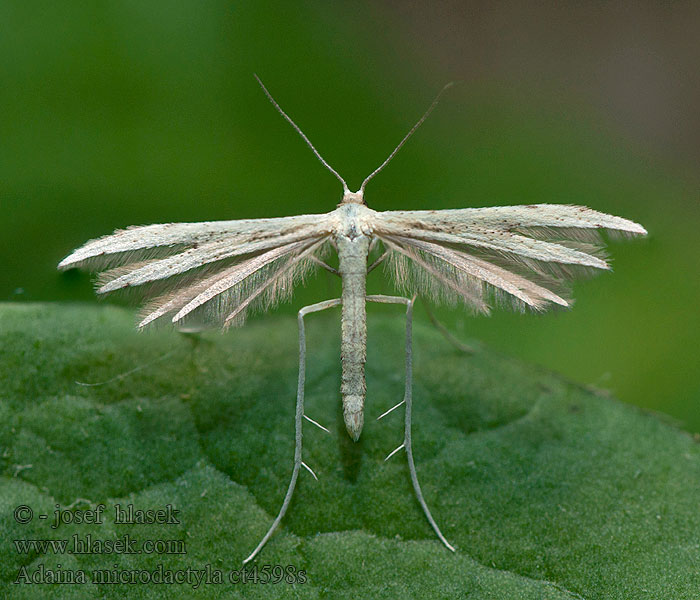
left=373, top=204, right=645, bottom=312
left=58, top=213, right=333, bottom=292
left=139, top=237, right=329, bottom=329
left=376, top=204, right=646, bottom=238
left=57, top=213, right=329, bottom=272
left=58, top=213, right=335, bottom=329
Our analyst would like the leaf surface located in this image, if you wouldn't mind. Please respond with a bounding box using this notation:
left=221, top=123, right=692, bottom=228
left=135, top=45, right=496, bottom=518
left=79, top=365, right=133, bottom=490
left=1, top=303, right=698, bottom=599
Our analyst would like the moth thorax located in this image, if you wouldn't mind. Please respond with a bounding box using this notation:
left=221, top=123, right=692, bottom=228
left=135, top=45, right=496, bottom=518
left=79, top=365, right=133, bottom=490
left=342, top=190, right=365, bottom=204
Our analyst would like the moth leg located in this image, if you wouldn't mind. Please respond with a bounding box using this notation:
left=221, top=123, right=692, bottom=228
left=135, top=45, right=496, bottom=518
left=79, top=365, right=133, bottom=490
left=420, top=298, right=474, bottom=354
left=243, top=298, right=342, bottom=565
left=311, top=256, right=339, bottom=276
left=367, top=251, right=388, bottom=274
left=366, top=237, right=388, bottom=274
left=366, top=294, right=456, bottom=553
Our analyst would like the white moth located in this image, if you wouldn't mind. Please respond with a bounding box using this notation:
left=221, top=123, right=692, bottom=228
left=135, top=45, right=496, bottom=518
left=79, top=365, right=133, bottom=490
left=58, top=77, right=647, bottom=563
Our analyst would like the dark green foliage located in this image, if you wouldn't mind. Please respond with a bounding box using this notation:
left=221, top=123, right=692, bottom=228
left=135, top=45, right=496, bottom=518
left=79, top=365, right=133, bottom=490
left=1, top=303, right=699, bottom=598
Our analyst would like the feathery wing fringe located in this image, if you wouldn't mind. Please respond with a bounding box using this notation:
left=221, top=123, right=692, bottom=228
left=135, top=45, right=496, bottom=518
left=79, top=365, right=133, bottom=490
left=170, top=241, right=309, bottom=323
left=222, top=238, right=328, bottom=329
left=383, top=235, right=569, bottom=311
left=96, top=231, right=323, bottom=293
left=375, top=204, right=646, bottom=266
left=139, top=237, right=329, bottom=329
left=381, top=237, right=489, bottom=313
left=60, top=212, right=334, bottom=330
left=377, top=225, right=609, bottom=268
left=377, top=203, right=645, bottom=312
left=375, top=203, right=646, bottom=284
left=57, top=214, right=329, bottom=272
left=138, top=265, right=242, bottom=328
left=138, top=239, right=311, bottom=327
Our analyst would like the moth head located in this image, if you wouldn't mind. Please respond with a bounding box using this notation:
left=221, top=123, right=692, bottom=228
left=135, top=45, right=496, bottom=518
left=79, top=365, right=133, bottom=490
left=342, top=189, right=365, bottom=205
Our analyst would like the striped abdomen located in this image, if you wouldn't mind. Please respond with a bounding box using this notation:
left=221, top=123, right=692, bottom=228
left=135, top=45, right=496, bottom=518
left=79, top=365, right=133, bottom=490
left=337, top=234, right=370, bottom=441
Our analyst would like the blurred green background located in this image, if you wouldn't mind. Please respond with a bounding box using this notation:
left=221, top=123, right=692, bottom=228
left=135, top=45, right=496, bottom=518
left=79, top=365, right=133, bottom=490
left=2, top=2, right=698, bottom=429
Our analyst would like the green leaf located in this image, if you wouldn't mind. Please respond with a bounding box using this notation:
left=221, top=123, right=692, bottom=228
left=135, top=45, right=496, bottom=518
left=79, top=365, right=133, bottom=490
left=1, top=303, right=699, bottom=599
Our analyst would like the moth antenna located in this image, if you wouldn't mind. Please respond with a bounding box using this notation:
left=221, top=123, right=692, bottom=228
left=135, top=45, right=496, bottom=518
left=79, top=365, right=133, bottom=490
left=254, top=74, right=349, bottom=193
left=360, top=81, right=455, bottom=193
